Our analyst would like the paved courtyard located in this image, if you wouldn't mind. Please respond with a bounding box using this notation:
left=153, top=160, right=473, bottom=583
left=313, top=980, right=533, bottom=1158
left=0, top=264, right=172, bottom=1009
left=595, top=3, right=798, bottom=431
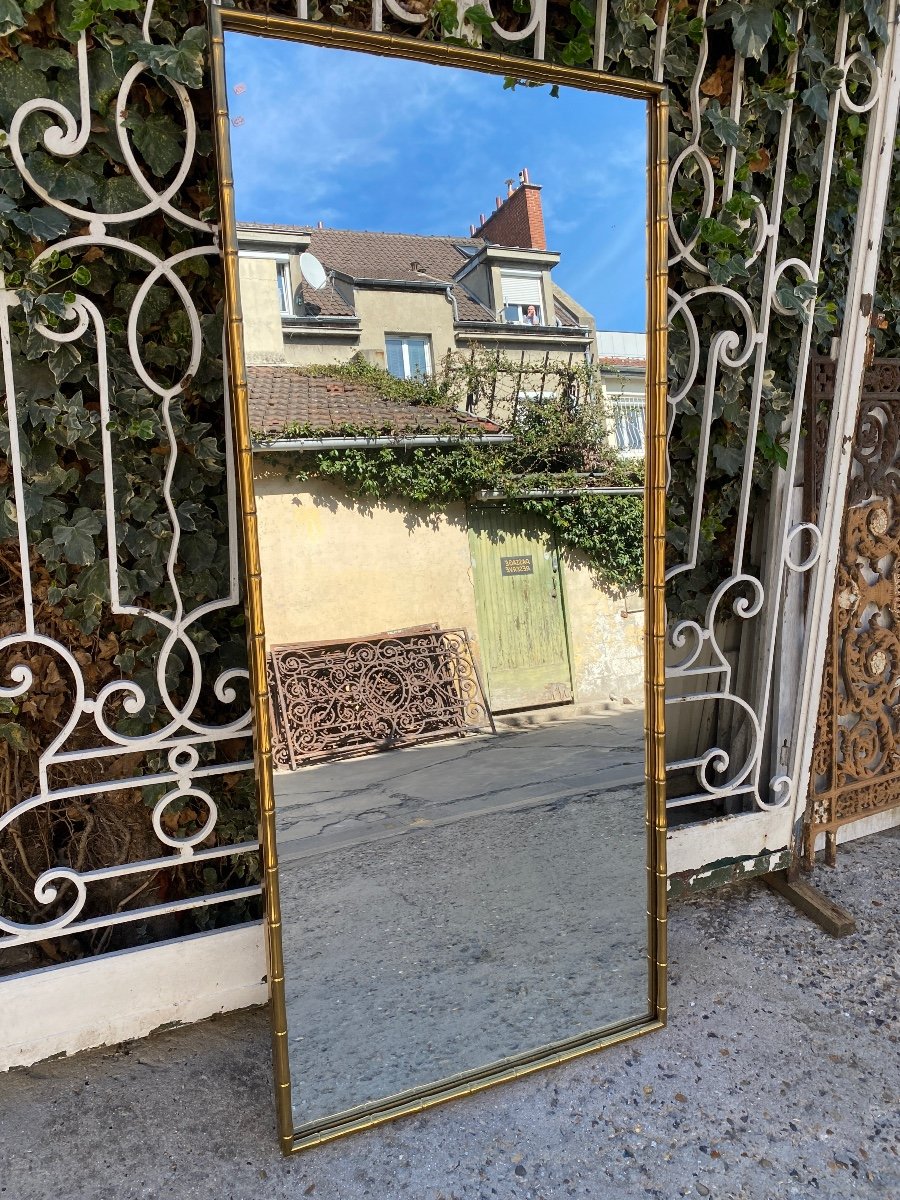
left=274, top=716, right=648, bottom=1124
left=0, top=827, right=897, bottom=1200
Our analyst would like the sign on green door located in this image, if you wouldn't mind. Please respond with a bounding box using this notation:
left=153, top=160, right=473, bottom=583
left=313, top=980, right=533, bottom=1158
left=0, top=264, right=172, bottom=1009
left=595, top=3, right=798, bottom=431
left=468, top=507, right=573, bottom=712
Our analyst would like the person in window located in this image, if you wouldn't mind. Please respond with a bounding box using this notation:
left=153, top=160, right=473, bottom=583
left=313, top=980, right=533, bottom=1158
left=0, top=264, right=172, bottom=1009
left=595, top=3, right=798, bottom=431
left=525, top=304, right=539, bottom=325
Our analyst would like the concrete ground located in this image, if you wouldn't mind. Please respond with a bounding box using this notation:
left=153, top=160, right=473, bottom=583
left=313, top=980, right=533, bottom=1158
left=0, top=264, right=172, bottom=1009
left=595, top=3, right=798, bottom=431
left=274, top=716, right=647, bottom=1123
left=0, top=828, right=897, bottom=1200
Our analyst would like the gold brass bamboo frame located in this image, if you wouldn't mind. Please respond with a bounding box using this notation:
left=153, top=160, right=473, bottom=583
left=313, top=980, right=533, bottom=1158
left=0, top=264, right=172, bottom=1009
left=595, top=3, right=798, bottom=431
left=210, top=9, right=668, bottom=1154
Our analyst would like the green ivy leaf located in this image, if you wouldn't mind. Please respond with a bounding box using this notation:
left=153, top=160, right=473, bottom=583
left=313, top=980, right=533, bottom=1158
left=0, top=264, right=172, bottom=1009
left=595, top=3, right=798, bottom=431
left=9, top=206, right=70, bottom=242
left=0, top=720, right=29, bottom=752
left=18, top=44, right=77, bottom=71
left=863, top=0, right=889, bottom=43
left=756, top=428, right=788, bottom=469
left=737, top=3, right=773, bottom=59
left=464, top=4, right=494, bottom=35
left=570, top=0, right=593, bottom=29
left=132, top=26, right=207, bottom=90
left=697, top=216, right=741, bottom=247
left=801, top=81, right=830, bottom=122
left=771, top=8, right=797, bottom=52
left=0, top=0, right=25, bottom=36
left=705, top=99, right=741, bottom=148
left=560, top=30, right=593, bottom=66
left=129, top=112, right=186, bottom=177
left=723, top=190, right=757, bottom=220
left=53, top=508, right=103, bottom=566
left=33, top=291, right=70, bottom=317
left=712, top=442, right=745, bottom=476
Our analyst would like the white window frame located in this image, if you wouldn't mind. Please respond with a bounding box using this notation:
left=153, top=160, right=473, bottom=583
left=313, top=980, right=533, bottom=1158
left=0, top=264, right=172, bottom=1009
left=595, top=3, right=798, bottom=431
left=385, top=334, right=433, bottom=379
left=275, top=261, right=292, bottom=316
left=237, top=250, right=292, bottom=316
left=500, top=270, right=544, bottom=326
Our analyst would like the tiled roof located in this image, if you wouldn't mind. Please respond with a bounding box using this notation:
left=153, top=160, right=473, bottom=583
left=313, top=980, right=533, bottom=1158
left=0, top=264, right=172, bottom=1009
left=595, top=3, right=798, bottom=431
left=599, top=356, right=647, bottom=368
left=309, top=228, right=494, bottom=322
left=247, top=366, right=502, bottom=437
left=295, top=277, right=356, bottom=318
left=239, top=223, right=582, bottom=327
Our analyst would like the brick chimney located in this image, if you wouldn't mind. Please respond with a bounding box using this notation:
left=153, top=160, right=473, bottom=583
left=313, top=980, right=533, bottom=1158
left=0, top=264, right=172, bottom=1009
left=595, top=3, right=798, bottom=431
left=473, top=168, right=546, bottom=250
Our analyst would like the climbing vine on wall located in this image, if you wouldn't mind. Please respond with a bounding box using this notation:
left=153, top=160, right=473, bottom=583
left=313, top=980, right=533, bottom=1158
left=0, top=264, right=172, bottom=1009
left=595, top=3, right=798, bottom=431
left=256, top=356, right=646, bottom=590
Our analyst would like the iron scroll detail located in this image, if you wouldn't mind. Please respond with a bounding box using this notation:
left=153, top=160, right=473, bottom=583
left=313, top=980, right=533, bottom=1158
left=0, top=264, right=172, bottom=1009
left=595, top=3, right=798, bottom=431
left=267, top=627, right=494, bottom=769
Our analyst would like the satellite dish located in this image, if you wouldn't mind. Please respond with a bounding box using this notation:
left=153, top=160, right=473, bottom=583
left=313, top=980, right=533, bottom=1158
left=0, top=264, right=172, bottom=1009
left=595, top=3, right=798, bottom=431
left=299, top=251, right=328, bottom=291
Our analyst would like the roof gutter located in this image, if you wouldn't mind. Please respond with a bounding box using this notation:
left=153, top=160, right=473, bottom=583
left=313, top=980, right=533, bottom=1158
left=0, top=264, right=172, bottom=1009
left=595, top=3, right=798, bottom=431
left=455, top=323, right=592, bottom=343
left=475, top=486, right=642, bottom=499
left=253, top=433, right=514, bottom=451
left=350, top=277, right=449, bottom=293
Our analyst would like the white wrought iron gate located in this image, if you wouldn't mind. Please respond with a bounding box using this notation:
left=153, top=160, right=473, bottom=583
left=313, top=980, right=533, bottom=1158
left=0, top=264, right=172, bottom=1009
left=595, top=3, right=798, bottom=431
left=1, top=0, right=898, bottom=1059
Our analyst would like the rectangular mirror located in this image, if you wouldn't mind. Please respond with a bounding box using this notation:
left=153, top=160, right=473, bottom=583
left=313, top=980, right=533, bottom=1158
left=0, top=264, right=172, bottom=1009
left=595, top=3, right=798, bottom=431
left=211, top=13, right=667, bottom=1153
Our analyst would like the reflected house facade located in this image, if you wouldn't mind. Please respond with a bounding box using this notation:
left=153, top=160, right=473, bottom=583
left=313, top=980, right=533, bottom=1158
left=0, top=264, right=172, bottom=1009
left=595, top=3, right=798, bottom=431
left=238, top=174, right=644, bottom=735
left=238, top=169, right=595, bottom=379
left=597, top=331, right=647, bottom=459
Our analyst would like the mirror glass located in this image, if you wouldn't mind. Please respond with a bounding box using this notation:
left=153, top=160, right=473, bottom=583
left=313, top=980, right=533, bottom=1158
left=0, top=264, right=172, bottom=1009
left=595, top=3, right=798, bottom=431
left=222, top=29, right=657, bottom=1140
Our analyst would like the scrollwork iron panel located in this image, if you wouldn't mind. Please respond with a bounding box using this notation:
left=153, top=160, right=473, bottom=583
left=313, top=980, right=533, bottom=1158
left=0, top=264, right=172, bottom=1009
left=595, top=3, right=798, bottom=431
left=268, top=628, right=494, bottom=768
left=0, top=10, right=259, bottom=953
left=808, top=356, right=900, bottom=863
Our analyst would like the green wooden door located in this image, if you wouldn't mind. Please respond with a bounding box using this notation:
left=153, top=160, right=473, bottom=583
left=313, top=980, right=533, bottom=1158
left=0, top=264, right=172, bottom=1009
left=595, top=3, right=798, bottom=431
left=468, top=507, right=573, bottom=712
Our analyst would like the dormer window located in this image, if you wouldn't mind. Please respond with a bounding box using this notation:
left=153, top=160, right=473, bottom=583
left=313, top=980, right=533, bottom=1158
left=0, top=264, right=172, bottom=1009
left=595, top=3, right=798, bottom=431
left=501, top=271, right=543, bottom=325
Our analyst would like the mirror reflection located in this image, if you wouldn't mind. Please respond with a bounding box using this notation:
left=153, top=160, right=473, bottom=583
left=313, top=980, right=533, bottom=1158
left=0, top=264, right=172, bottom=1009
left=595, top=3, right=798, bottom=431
left=224, top=32, right=651, bottom=1133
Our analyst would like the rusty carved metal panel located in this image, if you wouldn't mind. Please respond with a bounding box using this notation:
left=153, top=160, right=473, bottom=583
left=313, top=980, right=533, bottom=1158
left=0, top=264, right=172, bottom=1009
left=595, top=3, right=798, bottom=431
left=808, top=357, right=900, bottom=863
left=268, top=627, right=494, bottom=769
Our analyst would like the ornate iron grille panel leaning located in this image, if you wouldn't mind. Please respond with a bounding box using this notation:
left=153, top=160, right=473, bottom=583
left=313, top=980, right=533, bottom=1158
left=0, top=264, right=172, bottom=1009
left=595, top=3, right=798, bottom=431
left=267, top=628, right=494, bottom=769
left=808, top=357, right=900, bottom=864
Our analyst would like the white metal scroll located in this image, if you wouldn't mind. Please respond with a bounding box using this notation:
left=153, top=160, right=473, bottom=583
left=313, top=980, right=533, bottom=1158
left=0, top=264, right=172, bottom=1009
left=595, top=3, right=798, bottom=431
left=663, top=2, right=899, bottom=832
left=0, top=5, right=258, bottom=949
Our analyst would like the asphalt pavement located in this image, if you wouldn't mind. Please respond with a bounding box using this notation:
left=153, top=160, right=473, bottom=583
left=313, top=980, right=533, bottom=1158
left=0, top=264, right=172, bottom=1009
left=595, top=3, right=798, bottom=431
left=0, top=826, right=896, bottom=1200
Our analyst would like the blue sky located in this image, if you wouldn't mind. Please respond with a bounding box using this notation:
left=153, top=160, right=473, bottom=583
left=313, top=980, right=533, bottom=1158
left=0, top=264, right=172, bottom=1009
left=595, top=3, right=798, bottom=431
left=224, top=34, right=647, bottom=332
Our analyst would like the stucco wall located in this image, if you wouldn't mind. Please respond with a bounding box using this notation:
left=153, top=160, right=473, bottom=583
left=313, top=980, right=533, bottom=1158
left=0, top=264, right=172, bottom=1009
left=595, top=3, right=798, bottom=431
left=254, top=472, right=644, bottom=711
left=254, top=473, right=481, bottom=650
left=561, top=548, right=645, bottom=705
left=238, top=257, right=287, bottom=362
left=282, top=339, right=359, bottom=368
left=353, top=287, right=457, bottom=366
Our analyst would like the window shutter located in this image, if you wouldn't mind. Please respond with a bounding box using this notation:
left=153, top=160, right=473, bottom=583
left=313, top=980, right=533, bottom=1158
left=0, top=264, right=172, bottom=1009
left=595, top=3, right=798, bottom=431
left=386, top=338, right=405, bottom=378
left=501, top=272, right=543, bottom=307
left=406, top=339, right=429, bottom=377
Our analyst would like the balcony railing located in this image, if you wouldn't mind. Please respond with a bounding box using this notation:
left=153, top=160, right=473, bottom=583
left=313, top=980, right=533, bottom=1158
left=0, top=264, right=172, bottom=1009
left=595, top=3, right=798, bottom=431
left=612, top=398, right=646, bottom=457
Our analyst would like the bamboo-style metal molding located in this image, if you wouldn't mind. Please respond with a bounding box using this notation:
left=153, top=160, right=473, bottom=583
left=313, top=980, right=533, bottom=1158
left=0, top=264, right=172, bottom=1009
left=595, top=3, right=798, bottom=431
left=210, top=7, right=667, bottom=1154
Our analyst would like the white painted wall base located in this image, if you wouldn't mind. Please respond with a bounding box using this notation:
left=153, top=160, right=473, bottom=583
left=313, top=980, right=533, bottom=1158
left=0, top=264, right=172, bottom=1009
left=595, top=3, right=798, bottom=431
left=666, top=808, right=792, bottom=882
left=4, top=812, right=897, bottom=1072
left=0, top=922, right=267, bottom=1072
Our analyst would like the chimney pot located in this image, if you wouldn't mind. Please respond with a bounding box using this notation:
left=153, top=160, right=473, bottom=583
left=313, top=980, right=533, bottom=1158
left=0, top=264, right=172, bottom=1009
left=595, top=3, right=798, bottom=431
left=480, top=212, right=486, bottom=225
left=469, top=224, right=476, bottom=236
left=495, top=196, right=502, bottom=210
left=520, top=167, right=530, bottom=184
